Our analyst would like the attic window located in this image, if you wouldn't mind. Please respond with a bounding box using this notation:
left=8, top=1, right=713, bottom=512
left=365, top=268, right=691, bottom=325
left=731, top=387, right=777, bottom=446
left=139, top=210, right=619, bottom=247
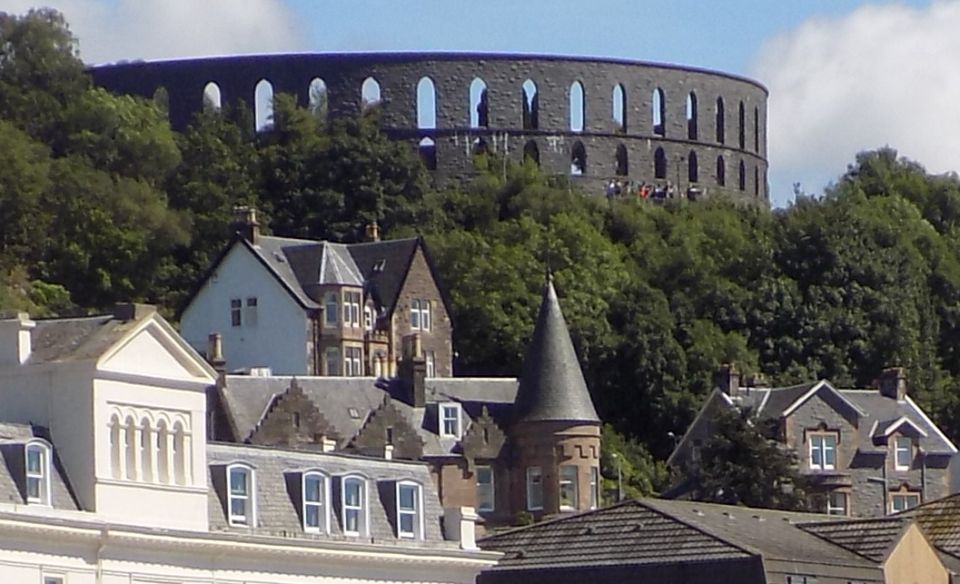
left=302, top=471, right=329, bottom=533
left=373, top=259, right=386, bottom=272
left=348, top=407, right=361, bottom=419
left=440, top=403, right=462, bottom=439
left=396, top=481, right=423, bottom=539
left=228, top=463, right=255, bottom=526
left=25, top=441, right=51, bottom=505
left=341, top=475, right=367, bottom=536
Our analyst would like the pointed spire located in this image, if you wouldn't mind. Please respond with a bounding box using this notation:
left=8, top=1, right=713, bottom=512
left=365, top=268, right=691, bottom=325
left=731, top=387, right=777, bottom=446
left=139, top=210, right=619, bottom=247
left=513, top=278, right=600, bottom=424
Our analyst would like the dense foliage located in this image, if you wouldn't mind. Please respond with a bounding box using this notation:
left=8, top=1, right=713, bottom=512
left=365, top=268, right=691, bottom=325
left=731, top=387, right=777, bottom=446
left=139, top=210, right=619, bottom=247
left=5, top=9, right=960, bottom=498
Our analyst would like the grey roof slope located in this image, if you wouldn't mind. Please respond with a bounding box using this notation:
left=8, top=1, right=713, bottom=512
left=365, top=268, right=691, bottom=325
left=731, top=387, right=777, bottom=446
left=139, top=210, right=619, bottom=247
left=798, top=516, right=908, bottom=562
left=220, top=375, right=518, bottom=456
left=513, top=280, right=599, bottom=424
left=250, top=236, right=322, bottom=308
left=479, top=499, right=754, bottom=569
left=347, top=238, right=420, bottom=314
left=206, top=442, right=452, bottom=547
left=899, top=493, right=960, bottom=558
left=27, top=315, right=122, bottom=363
left=0, top=423, right=80, bottom=510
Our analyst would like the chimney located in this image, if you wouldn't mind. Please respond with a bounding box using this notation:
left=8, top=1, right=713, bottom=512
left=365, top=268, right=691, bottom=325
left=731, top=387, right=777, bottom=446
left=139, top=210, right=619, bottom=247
left=0, top=312, right=36, bottom=366
left=443, top=507, right=479, bottom=550
left=383, top=444, right=394, bottom=460
left=398, top=333, right=426, bottom=407
left=364, top=221, right=381, bottom=242
left=232, top=205, right=260, bottom=244
left=320, top=437, right=337, bottom=453
left=207, top=333, right=226, bottom=373
left=878, top=367, right=908, bottom=401
left=113, top=303, right=156, bottom=322
left=714, top=363, right=740, bottom=396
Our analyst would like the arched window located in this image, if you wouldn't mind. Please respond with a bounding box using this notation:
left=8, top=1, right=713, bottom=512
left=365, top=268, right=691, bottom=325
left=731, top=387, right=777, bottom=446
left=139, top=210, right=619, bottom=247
left=715, top=97, right=725, bottom=144
left=308, top=78, right=328, bottom=121
left=124, top=416, right=137, bottom=480
left=25, top=441, right=50, bottom=505
left=157, top=420, right=170, bottom=483
left=652, top=88, right=666, bottom=136
left=716, top=156, right=726, bottom=186
left=396, top=481, right=423, bottom=539
left=688, top=151, right=699, bottom=183
left=254, top=79, right=274, bottom=132
left=615, top=144, right=628, bottom=176
left=754, top=106, right=760, bottom=152
left=523, top=140, right=540, bottom=166
left=173, top=421, right=188, bottom=485
left=470, top=78, right=488, bottom=128
left=738, top=159, right=746, bottom=191
left=738, top=101, right=746, bottom=149
left=228, top=463, right=255, bottom=526
left=110, top=414, right=122, bottom=479
left=654, top=147, right=667, bottom=179
left=416, top=77, right=436, bottom=130
left=569, top=81, right=585, bottom=132
left=303, top=471, right=329, bottom=533
left=570, top=141, right=586, bottom=175
left=686, top=92, right=698, bottom=140
left=140, top=418, right=153, bottom=482
left=361, top=77, right=381, bottom=112
left=521, top=79, right=539, bottom=130
left=202, top=82, right=221, bottom=113
left=341, top=475, right=367, bottom=536
left=418, top=137, right=437, bottom=170
left=612, top=84, right=627, bottom=132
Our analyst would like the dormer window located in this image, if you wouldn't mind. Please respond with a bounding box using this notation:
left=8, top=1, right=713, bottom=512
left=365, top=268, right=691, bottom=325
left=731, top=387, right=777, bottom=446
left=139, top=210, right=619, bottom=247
left=809, top=432, right=837, bottom=471
left=396, top=481, right=423, bottom=539
left=302, top=471, right=328, bottom=533
left=25, top=441, right=50, bottom=505
left=440, top=403, right=462, bottom=439
left=228, top=464, right=255, bottom=526
left=895, top=437, right=912, bottom=471
left=411, top=299, right=431, bottom=331
left=341, top=476, right=367, bottom=536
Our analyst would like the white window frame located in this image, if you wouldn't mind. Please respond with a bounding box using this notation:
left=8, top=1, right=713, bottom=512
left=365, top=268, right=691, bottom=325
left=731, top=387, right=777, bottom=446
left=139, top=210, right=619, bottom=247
left=341, top=475, right=367, bottom=536
left=230, top=298, right=242, bottom=327
left=526, top=466, right=543, bottom=511
left=302, top=471, right=329, bottom=534
left=890, top=491, right=921, bottom=513
left=559, top=465, right=579, bottom=511
left=227, top=463, right=255, bottom=526
left=244, top=296, right=258, bottom=327
left=826, top=491, right=848, bottom=516
left=411, top=298, right=431, bottom=331
left=440, top=403, right=462, bottom=439
left=396, top=481, right=423, bottom=539
left=325, top=293, right=339, bottom=327
left=325, top=347, right=340, bottom=376
left=344, top=346, right=363, bottom=377
left=25, top=441, right=51, bottom=505
left=809, top=433, right=837, bottom=471
left=364, top=305, right=374, bottom=331
left=589, top=466, right=599, bottom=510
left=476, top=465, right=495, bottom=512
left=345, top=291, right=361, bottom=328
left=425, top=351, right=436, bottom=378
left=894, top=436, right=912, bottom=471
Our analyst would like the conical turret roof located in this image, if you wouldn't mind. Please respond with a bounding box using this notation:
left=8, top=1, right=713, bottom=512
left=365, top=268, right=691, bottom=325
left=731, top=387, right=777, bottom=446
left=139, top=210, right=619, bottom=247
left=513, top=278, right=600, bottom=424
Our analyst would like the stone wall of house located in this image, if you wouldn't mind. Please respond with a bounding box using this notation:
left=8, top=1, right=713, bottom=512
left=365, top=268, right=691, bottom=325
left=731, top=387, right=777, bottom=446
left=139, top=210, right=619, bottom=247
left=391, top=248, right=453, bottom=377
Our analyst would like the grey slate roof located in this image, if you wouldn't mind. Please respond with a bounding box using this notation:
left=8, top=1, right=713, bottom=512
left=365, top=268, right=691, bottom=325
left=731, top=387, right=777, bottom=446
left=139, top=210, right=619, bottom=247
left=899, top=493, right=960, bottom=558
left=479, top=499, right=754, bottom=569
left=798, top=516, right=908, bottom=562
left=220, top=375, right=518, bottom=457
left=206, top=442, right=454, bottom=547
left=0, top=423, right=80, bottom=510
left=27, top=315, right=129, bottom=363
left=347, top=238, right=421, bottom=315
left=513, top=280, right=599, bottom=424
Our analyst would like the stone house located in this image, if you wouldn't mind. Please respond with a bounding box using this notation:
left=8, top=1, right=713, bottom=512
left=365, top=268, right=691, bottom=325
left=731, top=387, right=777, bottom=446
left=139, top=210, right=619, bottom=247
left=668, top=366, right=958, bottom=517
left=180, top=208, right=453, bottom=378
left=0, top=306, right=497, bottom=583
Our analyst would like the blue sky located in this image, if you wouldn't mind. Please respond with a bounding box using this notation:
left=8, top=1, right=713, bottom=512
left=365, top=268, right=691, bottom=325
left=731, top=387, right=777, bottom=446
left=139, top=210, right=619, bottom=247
left=8, top=0, right=954, bottom=207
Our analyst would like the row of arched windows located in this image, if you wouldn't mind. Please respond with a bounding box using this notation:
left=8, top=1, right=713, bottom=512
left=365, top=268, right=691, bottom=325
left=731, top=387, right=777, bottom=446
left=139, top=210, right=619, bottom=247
left=109, top=411, right=191, bottom=486
left=201, top=76, right=761, bottom=151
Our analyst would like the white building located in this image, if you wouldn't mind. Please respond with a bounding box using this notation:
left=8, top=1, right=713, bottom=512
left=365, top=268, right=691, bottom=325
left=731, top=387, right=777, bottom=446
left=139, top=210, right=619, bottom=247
left=0, top=305, right=496, bottom=584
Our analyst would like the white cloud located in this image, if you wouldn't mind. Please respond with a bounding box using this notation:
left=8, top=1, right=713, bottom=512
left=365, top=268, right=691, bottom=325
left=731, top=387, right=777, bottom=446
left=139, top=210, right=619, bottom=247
left=752, top=1, right=960, bottom=206
left=5, top=0, right=307, bottom=64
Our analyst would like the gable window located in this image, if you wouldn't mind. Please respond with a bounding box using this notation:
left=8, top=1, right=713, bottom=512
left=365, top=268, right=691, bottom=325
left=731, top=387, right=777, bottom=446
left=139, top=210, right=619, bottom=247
left=303, top=472, right=327, bottom=533
left=325, top=293, right=339, bottom=326
left=526, top=466, right=543, bottom=511
left=344, top=346, right=363, bottom=376
left=325, top=348, right=340, bottom=376
left=244, top=297, right=258, bottom=327
left=411, top=299, right=431, bottom=331
left=440, top=403, right=462, bottom=439
left=894, top=436, right=912, bottom=471
left=344, top=291, right=361, bottom=328
left=559, top=465, right=578, bottom=511
left=809, top=433, right=837, bottom=471
left=25, top=442, right=50, bottom=505
left=890, top=491, right=921, bottom=513
left=476, top=466, right=494, bottom=511
left=589, top=466, right=599, bottom=509
left=228, top=464, right=255, bottom=526
left=397, top=481, right=423, bottom=539
left=342, top=476, right=366, bottom=535
left=425, top=351, right=436, bottom=378
left=230, top=298, right=242, bottom=327
left=827, top=491, right=848, bottom=516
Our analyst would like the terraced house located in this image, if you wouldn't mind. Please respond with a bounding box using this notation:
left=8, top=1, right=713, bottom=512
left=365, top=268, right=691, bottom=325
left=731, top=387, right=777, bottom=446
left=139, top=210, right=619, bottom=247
left=668, top=366, right=959, bottom=517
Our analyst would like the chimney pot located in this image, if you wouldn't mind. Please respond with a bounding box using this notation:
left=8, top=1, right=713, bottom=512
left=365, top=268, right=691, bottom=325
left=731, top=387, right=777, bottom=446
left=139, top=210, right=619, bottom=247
left=443, top=507, right=479, bottom=550
left=207, top=332, right=226, bottom=372
left=714, top=363, right=740, bottom=396
left=232, top=205, right=260, bottom=244
left=364, top=221, right=381, bottom=242
left=877, top=367, right=908, bottom=401
left=398, top=334, right=426, bottom=407
left=113, top=303, right=156, bottom=322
